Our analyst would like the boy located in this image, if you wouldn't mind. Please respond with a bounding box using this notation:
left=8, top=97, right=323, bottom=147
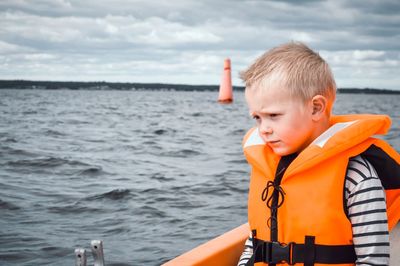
left=238, top=42, right=400, bottom=266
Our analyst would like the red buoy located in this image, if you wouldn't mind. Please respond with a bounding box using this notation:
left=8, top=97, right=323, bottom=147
left=218, top=58, right=233, bottom=103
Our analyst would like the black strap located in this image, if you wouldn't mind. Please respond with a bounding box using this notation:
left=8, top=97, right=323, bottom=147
left=252, top=238, right=356, bottom=265
left=304, top=236, right=315, bottom=266
left=292, top=243, right=357, bottom=264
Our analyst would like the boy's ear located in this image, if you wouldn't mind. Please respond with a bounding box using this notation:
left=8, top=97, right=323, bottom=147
left=311, top=95, right=328, bottom=120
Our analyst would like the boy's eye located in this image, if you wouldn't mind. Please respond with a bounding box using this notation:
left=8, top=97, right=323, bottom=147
left=269, top=113, right=280, bottom=118
left=252, top=115, right=260, bottom=120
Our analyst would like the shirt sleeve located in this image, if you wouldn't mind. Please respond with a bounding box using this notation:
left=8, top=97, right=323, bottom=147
left=345, top=156, right=390, bottom=266
left=237, top=232, right=253, bottom=266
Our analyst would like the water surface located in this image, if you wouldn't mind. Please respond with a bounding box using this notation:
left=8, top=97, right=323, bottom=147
left=0, top=89, right=398, bottom=265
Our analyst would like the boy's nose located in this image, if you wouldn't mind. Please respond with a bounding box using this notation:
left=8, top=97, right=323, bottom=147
left=259, top=122, right=273, bottom=134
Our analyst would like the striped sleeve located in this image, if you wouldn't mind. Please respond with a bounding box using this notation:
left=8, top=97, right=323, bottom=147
left=345, top=155, right=390, bottom=266
left=237, top=233, right=253, bottom=266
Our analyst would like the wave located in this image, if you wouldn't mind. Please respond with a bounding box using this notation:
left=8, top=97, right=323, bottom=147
left=227, top=159, right=248, bottom=164
left=191, top=112, right=203, bottom=117
left=85, top=189, right=132, bottom=201
left=231, top=128, right=247, bottom=135
left=153, top=129, right=168, bottom=135
left=141, top=140, right=158, bottom=145
left=47, top=203, right=102, bottom=214
left=39, top=246, right=70, bottom=257
left=141, top=188, right=167, bottom=194
left=168, top=199, right=208, bottom=209
left=104, top=226, right=132, bottom=234
left=77, top=166, right=107, bottom=176
left=22, top=110, right=38, bottom=115
left=153, top=128, right=177, bottom=135
left=135, top=206, right=167, bottom=219
left=150, top=173, right=175, bottom=182
left=0, top=199, right=20, bottom=210
left=0, top=137, right=17, bottom=143
left=7, top=156, right=90, bottom=168
left=159, top=149, right=201, bottom=157
left=0, top=145, right=39, bottom=157
left=44, top=129, right=66, bottom=137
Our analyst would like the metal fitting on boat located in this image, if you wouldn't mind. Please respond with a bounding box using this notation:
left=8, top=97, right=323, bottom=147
left=75, top=248, right=87, bottom=266
left=74, top=240, right=105, bottom=266
left=91, top=240, right=105, bottom=266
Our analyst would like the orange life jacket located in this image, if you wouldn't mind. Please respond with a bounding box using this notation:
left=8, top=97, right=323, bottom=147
left=243, top=114, right=400, bottom=266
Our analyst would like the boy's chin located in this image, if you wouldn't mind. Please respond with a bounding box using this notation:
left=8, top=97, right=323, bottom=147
left=270, top=147, right=297, bottom=156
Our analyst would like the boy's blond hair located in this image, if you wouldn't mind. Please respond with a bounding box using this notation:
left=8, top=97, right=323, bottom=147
left=240, top=42, right=336, bottom=105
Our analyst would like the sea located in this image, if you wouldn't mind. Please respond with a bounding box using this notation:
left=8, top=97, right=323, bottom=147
left=0, top=89, right=399, bottom=266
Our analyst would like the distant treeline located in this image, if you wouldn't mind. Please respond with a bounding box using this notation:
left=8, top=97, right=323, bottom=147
left=1, top=80, right=399, bottom=94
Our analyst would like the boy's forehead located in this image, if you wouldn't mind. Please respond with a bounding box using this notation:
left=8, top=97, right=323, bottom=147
left=246, top=83, right=291, bottom=100
left=245, top=84, right=306, bottom=113
left=246, top=72, right=288, bottom=93
left=246, top=87, right=290, bottom=111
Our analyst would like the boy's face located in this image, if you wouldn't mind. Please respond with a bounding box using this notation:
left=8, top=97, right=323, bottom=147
left=245, top=85, right=317, bottom=156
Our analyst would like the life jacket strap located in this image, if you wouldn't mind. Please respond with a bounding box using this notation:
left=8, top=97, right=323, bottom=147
left=304, top=236, right=316, bottom=266
left=252, top=238, right=356, bottom=265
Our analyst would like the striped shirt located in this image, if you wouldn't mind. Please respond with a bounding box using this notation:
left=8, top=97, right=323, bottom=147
left=237, top=155, right=390, bottom=266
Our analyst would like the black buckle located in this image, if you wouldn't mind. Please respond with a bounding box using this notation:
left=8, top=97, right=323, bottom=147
left=261, top=241, right=295, bottom=265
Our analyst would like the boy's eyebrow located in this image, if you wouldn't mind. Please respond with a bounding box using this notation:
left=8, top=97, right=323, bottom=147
left=250, top=109, right=282, bottom=116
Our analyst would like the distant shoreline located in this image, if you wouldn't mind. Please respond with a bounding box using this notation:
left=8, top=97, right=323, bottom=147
left=0, top=80, right=399, bottom=94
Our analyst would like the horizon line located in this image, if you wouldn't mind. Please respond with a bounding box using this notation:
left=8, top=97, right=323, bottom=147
left=0, top=79, right=399, bottom=93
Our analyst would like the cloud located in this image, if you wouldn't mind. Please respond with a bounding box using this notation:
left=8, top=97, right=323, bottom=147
left=321, top=49, right=400, bottom=89
left=0, top=0, right=399, bottom=89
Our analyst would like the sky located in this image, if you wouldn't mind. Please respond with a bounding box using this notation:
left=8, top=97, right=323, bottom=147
left=0, top=0, right=400, bottom=90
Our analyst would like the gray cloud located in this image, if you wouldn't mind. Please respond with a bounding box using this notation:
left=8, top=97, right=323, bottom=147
left=0, top=0, right=399, bottom=89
